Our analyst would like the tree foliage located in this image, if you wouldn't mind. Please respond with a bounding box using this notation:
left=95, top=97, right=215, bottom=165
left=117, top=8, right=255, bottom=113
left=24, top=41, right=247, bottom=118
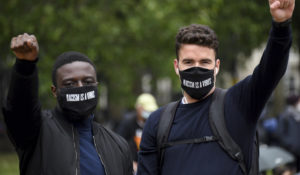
left=0, top=0, right=296, bottom=121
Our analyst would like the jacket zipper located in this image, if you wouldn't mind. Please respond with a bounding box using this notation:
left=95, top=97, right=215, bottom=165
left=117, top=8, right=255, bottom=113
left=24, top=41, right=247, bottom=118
left=93, top=135, right=108, bottom=175
left=72, top=126, right=78, bottom=175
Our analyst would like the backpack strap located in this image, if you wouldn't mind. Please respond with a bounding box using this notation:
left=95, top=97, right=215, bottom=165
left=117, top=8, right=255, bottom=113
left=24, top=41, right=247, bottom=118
left=161, top=136, right=218, bottom=149
left=249, top=131, right=259, bottom=175
left=208, top=88, right=248, bottom=175
left=157, top=100, right=180, bottom=173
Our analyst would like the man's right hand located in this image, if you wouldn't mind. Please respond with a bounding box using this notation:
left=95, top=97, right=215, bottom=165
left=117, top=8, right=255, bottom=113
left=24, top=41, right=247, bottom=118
left=11, top=33, right=39, bottom=61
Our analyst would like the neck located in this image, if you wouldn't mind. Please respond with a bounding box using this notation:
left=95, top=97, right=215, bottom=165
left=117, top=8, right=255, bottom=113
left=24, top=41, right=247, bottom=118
left=74, top=115, right=94, bottom=129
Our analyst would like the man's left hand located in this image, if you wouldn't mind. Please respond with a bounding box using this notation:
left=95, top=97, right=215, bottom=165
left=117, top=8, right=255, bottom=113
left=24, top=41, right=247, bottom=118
left=269, top=0, right=295, bottom=22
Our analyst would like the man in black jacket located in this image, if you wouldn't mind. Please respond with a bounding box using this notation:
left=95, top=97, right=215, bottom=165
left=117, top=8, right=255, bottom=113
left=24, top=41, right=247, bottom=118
left=3, top=33, right=133, bottom=175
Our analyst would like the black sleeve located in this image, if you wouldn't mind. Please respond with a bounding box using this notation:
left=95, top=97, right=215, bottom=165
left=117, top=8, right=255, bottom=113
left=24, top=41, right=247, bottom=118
left=248, top=21, right=292, bottom=117
left=228, top=21, right=292, bottom=123
left=2, top=58, right=41, bottom=149
left=224, top=21, right=292, bottom=171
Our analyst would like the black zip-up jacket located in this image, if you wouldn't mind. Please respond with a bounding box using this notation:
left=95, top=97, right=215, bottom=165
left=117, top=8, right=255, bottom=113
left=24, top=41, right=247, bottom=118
left=2, top=59, right=133, bottom=175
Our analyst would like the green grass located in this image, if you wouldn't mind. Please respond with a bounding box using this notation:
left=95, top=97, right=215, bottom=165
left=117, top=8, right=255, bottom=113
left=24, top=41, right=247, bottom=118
left=0, top=152, right=19, bottom=175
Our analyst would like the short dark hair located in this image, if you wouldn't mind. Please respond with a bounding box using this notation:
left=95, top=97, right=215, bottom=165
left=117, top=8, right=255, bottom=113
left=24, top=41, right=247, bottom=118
left=175, top=24, right=219, bottom=59
left=51, top=51, right=96, bottom=86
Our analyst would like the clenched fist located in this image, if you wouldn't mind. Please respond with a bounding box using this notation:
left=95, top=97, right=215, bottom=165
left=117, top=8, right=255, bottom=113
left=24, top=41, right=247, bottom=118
left=269, top=0, right=295, bottom=22
left=11, top=33, right=39, bottom=61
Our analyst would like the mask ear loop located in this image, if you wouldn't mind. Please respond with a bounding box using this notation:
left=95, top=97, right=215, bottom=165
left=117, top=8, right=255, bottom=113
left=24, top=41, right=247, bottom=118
left=176, top=59, right=182, bottom=75
left=178, top=67, right=188, bottom=104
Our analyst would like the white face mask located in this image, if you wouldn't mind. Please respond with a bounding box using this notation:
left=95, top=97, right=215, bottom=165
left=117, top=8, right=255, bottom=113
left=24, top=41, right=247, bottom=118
left=141, top=111, right=152, bottom=119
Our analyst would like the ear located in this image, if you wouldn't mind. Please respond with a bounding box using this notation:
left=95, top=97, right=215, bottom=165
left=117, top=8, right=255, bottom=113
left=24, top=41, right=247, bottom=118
left=51, top=85, right=57, bottom=98
left=174, top=58, right=179, bottom=76
left=215, top=59, right=220, bottom=75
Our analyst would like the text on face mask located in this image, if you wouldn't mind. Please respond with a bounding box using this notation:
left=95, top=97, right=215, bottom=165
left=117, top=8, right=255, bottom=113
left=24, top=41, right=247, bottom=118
left=183, top=78, right=212, bottom=89
left=66, top=91, right=96, bottom=102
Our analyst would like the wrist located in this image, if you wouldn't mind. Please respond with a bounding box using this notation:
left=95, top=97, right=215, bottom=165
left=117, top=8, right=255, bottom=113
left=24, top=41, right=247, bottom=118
left=272, top=18, right=292, bottom=28
left=14, top=58, right=38, bottom=75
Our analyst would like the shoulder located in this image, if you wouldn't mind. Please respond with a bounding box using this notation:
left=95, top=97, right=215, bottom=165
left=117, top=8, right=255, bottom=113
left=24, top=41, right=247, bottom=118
left=142, top=106, right=167, bottom=139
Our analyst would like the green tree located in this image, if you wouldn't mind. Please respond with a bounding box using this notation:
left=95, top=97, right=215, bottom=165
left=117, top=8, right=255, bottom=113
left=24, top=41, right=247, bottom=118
left=0, top=0, right=295, bottom=123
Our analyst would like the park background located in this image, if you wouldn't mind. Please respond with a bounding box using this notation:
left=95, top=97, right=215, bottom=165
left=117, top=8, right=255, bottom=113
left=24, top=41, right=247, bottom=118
left=0, top=0, right=300, bottom=174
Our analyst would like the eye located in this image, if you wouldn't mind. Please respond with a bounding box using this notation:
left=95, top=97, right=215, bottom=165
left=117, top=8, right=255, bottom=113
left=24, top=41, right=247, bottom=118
left=182, top=59, right=193, bottom=65
left=63, top=81, right=76, bottom=88
left=82, top=78, right=97, bottom=86
left=201, top=59, right=212, bottom=65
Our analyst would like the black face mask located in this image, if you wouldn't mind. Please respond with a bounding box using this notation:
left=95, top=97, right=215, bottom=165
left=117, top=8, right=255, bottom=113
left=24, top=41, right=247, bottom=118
left=179, top=67, right=214, bottom=100
left=57, top=85, right=98, bottom=122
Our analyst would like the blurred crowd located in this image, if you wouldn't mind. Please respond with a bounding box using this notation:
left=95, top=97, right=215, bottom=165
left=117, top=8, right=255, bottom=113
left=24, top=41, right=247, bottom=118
left=258, top=94, right=300, bottom=175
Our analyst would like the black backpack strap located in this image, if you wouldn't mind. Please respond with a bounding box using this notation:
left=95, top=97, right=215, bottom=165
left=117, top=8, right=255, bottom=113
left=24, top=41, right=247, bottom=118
left=208, top=88, right=248, bottom=175
left=157, top=100, right=181, bottom=173
left=161, top=136, right=218, bottom=149
left=249, top=131, right=259, bottom=175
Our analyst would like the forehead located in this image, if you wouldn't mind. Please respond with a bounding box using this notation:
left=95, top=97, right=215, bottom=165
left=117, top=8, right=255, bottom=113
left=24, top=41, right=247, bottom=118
left=56, top=61, right=96, bottom=81
left=178, top=44, right=215, bottom=60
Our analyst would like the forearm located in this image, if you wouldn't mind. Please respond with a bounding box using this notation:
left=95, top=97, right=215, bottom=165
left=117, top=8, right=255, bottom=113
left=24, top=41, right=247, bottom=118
left=227, top=20, right=292, bottom=124
left=6, top=59, right=40, bottom=110
left=3, top=58, right=41, bottom=148
left=251, top=20, right=292, bottom=95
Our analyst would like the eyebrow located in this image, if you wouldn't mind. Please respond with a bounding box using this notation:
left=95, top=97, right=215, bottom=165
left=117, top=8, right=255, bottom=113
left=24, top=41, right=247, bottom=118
left=62, top=76, right=96, bottom=82
left=181, top=58, right=213, bottom=62
left=200, top=58, right=213, bottom=62
left=181, top=58, right=194, bottom=62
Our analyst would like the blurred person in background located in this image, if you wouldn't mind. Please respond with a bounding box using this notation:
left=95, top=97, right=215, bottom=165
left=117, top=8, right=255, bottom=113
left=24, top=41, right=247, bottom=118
left=117, top=93, right=158, bottom=174
left=275, top=94, right=300, bottom=172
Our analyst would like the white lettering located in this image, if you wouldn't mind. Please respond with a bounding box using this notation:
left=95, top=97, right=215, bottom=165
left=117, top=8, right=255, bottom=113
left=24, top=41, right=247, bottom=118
left=66, top=90, right=96, bottom=102
left=202, top=78, right=212, bottom=87
left=66, top=94, right=79, bottom=102
left=87, top=91, right=95, bottom=99
left=80, top=93, right=85, bottom=101
left=183, top=79, right=195, bottom=88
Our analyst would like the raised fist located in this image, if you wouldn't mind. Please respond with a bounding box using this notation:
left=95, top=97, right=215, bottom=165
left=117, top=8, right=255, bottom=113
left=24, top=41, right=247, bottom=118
left=269, top=0, right=295, bottom=22
left=11, top=33, right=39, bottom=61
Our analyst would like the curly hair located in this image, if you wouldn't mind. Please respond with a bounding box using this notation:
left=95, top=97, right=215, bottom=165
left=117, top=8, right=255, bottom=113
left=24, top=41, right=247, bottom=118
left=175, top=24, right=219, bottom=59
